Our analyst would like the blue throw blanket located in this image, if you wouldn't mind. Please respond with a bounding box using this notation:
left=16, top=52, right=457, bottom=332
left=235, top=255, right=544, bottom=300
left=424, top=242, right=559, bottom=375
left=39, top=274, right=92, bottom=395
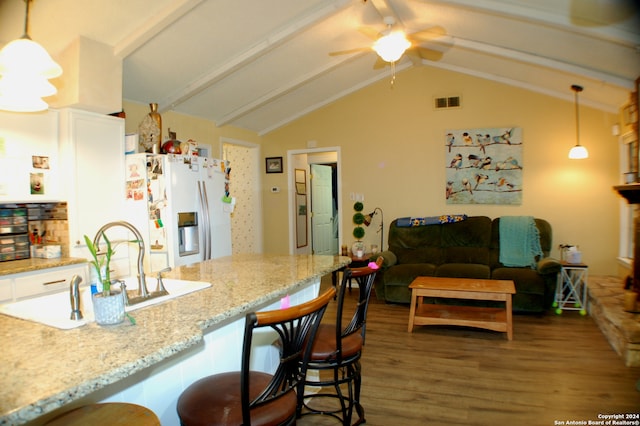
left=499, top=216, right=543, bottom=268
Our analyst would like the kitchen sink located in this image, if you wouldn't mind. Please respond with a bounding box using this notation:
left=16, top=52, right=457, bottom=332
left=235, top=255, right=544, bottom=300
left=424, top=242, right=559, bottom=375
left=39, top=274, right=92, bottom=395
left=0, top=278, right=211, bottom=329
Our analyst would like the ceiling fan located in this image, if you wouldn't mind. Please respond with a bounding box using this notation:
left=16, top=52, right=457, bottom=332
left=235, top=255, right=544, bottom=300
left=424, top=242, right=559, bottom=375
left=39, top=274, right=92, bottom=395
left=330, top=16, right=448, bottom=68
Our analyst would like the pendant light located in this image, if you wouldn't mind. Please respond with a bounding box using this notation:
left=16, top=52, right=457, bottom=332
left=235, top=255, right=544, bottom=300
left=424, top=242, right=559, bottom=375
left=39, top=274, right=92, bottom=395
left=0, top=0, right=62, bottom=112
left=568, top=84, right=588, bottom=159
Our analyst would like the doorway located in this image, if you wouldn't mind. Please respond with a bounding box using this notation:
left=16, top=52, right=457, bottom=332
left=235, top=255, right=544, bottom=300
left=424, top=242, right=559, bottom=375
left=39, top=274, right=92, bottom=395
left=222, top=138, right=263, bottom=254
left=287, top=148, right=341, bottom=255
left=310, top=163, right=338, bottom=255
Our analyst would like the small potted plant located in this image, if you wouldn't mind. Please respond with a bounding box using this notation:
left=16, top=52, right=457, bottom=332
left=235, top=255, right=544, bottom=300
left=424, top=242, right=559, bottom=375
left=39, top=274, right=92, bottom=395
left=352, top=201, right=366, bottom=257
left=84, top=234, right=126, bottom=325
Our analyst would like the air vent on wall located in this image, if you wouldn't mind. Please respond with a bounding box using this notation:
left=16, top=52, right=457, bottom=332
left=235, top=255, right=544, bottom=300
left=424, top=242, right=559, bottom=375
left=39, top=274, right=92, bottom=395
left=434, top=95, right=461, bottom=110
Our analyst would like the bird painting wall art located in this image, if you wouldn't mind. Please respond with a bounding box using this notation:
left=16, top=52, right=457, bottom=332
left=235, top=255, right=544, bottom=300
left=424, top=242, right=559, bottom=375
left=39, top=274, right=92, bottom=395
left=444, top=127, right=523, bottom=205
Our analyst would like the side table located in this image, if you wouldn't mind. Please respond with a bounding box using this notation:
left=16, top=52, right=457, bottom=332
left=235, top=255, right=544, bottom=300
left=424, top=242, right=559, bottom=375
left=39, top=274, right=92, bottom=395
left=332, top=252, right=370, bottom=290
left=553, top=261, right=588, bottom=315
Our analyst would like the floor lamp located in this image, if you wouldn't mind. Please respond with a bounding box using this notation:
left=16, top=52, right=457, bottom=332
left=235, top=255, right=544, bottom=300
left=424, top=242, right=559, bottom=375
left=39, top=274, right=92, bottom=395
left=364, top=207, right=384, bottom=251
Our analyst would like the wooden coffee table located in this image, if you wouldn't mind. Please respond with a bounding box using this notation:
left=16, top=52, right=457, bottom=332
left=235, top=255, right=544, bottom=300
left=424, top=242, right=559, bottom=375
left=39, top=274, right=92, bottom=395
left=407, top=276, right=516, bottom=340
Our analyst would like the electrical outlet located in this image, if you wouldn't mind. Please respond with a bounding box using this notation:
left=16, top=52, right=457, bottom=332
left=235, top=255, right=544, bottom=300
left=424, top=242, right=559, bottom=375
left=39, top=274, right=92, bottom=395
left=271, top=187, right=280, bottom=193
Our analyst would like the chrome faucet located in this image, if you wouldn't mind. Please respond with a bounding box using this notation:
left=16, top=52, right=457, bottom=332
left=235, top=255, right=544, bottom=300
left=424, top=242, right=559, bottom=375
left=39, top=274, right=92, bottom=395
left=93, top=221, right=149, bottom=303
left=69, top=274, right=83, bottom=320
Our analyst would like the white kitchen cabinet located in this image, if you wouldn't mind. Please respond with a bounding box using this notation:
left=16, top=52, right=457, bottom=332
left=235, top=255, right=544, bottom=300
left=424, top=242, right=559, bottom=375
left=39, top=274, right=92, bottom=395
left=58, top=109, right=126, bottom=260
left=0, top=110, right=61, bottom=202
left=13, top=264, right=88, bottom=300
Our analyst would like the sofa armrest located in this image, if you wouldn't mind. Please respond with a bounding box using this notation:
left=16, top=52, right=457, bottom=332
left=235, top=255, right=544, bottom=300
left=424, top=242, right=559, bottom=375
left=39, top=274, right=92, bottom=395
left=369, top=250, right=397, bottom=268
left=536, top=257, right=562, bottom=275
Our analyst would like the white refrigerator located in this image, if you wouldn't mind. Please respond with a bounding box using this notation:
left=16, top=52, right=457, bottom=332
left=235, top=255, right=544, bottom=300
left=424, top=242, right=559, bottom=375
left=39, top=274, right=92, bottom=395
left=124, top=153, right=232, bottom=272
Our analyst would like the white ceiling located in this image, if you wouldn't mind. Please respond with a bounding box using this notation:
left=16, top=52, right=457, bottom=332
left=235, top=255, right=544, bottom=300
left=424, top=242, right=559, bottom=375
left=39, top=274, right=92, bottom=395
left=1, top=0, right=639, bottom=135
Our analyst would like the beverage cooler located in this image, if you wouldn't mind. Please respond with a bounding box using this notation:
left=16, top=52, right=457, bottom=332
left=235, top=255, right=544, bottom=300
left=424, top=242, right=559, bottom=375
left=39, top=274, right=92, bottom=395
left=0, top=207, right=30, bottom=262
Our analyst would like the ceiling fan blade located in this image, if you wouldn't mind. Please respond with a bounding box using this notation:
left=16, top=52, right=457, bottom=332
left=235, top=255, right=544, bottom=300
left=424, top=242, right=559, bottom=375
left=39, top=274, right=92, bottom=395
left=408, top=25, right=447, bottom=42
left=358, top=26, right=383, bottom=40
left=329, top=46, right=370, bottom=56
left=415, top=46, right=444, bottom=62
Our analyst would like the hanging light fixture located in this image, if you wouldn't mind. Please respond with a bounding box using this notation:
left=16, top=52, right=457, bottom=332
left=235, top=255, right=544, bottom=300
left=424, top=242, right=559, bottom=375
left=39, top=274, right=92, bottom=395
left=568, top=84, right=588, bottom=159
left=372, top=31, right=411, bottom=63
left=0, top=0, right=62, bottom=112
left=372, top=17, right=411, bottom=88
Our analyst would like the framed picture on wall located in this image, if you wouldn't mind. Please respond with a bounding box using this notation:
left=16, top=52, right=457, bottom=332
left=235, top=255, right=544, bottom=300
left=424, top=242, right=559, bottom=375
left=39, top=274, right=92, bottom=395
left=265, top=157, right=283, bottom=173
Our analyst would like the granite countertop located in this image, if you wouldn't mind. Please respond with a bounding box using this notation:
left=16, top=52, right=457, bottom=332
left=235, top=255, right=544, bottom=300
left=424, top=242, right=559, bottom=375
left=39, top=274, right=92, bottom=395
left=0, top=254, right=350, bottom=425
left=0, top=257, right=87, bottom=277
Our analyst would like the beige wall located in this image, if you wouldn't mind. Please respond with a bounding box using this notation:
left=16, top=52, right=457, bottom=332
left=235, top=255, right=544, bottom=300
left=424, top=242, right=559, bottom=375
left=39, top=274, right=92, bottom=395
left=262, top=66, right=621, bottom=275
left=122, top=100, right=261, bottom=156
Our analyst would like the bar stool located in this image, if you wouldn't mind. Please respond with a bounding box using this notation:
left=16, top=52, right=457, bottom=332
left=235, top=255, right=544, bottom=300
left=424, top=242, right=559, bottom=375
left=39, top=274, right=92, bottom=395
left=45, top=402, right=160, bottom=425
left=298, top=258, right=382, bottom=426
left=177, top=287, right=335, bottom=426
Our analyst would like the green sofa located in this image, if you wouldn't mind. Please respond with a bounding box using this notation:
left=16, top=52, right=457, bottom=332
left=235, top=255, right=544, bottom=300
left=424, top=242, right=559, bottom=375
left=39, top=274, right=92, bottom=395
left=373, top=216, right=561, bottom=313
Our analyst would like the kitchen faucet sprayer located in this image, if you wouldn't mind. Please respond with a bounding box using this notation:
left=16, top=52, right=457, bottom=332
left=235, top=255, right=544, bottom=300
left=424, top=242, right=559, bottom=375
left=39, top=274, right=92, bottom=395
left=69, top=274, right=83, bottom=320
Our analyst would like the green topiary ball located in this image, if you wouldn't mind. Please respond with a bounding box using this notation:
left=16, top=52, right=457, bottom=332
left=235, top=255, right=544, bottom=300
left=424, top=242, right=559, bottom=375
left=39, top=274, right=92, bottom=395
left=353, top=201, right=364, bottom=212
left=353, top=226, right=365, bottom=239
left=353, top=212, right=365, bottom=225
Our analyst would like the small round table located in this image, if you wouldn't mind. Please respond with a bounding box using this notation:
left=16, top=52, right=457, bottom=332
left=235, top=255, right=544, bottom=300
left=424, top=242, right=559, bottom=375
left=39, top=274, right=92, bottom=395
left=332, top=252, right=371, bottom=289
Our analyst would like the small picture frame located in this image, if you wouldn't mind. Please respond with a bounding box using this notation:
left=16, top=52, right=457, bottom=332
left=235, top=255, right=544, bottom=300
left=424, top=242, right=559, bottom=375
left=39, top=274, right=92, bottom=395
left=265, top=157, right=283, bottom=173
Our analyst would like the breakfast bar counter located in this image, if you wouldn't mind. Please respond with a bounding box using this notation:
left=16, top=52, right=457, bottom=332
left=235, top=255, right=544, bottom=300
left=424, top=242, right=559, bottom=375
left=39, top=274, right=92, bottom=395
left=0, top=254, right=350, bottom=425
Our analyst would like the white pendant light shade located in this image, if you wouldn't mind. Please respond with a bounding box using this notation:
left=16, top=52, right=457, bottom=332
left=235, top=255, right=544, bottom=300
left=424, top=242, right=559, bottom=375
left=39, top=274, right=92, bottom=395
left=0, top=38, right=62, bottom=78
left=568, top=144, right=588, bottom=159
left=373, top=31, right=411, bottom=62
left=0, top=0, right=62, bottom=113
left=0, top=72, right=56, bottom=112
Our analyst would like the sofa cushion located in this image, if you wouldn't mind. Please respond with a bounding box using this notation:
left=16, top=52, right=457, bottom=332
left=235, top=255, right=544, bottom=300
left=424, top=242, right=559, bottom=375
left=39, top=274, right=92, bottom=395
left=443, top=246, right=489, bottom=264
left=389, top=220, right=442, bottom=250
left=384, top=264, right=437, bottom=286
left=435, top=263, right=491, bottom=279
left=441, top=216, right=492, bottom=247
left=394, top=247, right=443, bottom=265
left=491, top=267, right=545, bottom=295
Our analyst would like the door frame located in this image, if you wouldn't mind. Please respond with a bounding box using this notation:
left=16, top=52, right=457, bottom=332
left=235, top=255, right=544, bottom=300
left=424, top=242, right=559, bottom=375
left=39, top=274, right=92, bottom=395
left=286, top=147, right=342, bottom=255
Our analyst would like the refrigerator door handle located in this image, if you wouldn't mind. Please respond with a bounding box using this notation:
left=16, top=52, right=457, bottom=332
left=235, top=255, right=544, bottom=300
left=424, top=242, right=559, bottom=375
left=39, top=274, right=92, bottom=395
left=203, top=180, right=212, bottom=260
left=197, top=181, right=207, bottom=260
left=199, top=180, right=212, bottom=260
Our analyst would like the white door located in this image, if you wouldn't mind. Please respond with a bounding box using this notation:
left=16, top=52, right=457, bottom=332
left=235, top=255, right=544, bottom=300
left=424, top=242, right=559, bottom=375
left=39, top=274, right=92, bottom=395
left=310, top=164, right=336, bottom=255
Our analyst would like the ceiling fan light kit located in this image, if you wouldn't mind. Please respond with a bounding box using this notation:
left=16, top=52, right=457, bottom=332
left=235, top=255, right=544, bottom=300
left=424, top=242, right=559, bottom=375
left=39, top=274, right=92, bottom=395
left=373, top=31, right=411, bottom=63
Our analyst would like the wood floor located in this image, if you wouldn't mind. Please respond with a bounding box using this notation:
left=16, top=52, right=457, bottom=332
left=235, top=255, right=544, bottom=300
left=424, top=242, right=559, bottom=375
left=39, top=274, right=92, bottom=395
left=298, top=275, right=640, bottom=425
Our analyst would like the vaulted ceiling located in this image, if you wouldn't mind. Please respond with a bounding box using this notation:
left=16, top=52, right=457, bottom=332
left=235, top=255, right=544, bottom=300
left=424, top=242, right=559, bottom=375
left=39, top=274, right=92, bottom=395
left=1, top=0, right=639, bottom=135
